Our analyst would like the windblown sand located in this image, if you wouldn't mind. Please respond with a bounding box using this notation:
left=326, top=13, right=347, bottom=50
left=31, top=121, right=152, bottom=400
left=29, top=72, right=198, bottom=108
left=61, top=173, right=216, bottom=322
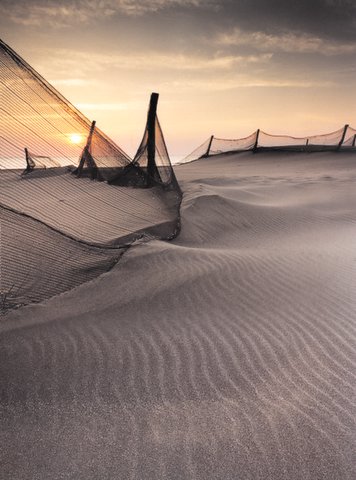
left=1, top=151, right=356, bottom=479
left=0, top=168, right=179, bottom=308
left=0, top=168, right=176, bottom=245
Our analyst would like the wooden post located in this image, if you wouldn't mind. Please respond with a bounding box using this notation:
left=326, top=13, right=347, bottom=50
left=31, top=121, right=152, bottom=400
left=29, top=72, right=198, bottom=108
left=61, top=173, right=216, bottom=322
left=337, top=124, right=349, bottom=150
left=147, top=93, right=159, bottom=180
left=253, top=129, right=260, bottom=152
left=24, top=147, right=30, bottom=167
left=74, top=120, right=96, bottom=177
left=86, top=120, right=96, bottom=150
left=352, top=134, right=356, bottom=147
left=205, top=135, right=214, bottom=157
left=24, top=147, right=35, bottom=171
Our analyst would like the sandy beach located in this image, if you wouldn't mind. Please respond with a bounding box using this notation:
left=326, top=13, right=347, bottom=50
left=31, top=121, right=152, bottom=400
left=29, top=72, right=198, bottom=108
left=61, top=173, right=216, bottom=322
left=1, top=151, right=356, bottom=479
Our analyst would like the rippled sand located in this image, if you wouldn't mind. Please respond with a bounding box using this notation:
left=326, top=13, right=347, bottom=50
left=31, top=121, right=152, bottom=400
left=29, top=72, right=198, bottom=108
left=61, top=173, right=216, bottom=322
left=1, top=151, right=356, bottom=479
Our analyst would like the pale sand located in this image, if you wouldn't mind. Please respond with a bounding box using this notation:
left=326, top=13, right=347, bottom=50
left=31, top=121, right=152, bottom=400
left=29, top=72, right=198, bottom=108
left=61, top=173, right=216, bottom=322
left=1, top=151, right=356, bottom=479
left=0, top=169, right=176, bottom=245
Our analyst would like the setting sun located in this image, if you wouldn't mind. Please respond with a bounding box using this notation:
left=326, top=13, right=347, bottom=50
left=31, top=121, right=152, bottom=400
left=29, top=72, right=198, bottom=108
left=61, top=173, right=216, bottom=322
left=69, top=133, right=83, bottom=144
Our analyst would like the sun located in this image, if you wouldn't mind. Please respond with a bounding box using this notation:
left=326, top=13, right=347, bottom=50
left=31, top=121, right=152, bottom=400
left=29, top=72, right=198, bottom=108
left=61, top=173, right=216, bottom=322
left=69, top=133, right=83, bottom=144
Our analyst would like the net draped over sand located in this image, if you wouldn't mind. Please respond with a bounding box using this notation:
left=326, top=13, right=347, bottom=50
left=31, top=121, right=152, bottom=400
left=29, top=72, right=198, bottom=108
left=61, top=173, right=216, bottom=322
left=1, top=151, right=356, bottom=480
left=0, top=40, right=181, bottom=312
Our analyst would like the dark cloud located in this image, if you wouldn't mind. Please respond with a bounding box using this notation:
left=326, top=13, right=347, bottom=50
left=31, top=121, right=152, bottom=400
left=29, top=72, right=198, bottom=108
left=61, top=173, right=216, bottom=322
left=1, top=0, right=355, bottom=93
left=1, top=0, right=356, bottom=47
left=220, top=0, right=356, bottom=42
left=0, top=0, right=355, bottom=154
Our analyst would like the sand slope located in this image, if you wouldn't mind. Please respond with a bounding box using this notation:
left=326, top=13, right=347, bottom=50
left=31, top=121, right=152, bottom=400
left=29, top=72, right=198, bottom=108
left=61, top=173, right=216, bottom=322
left=0, top=169, right=177, bottom=245
left=1, top=151, right=356, bottom=479
left=0, top=168, right=180, bottom=311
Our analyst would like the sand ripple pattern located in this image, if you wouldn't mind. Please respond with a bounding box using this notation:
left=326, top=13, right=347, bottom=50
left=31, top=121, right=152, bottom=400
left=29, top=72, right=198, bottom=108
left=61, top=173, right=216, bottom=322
left=1, top=152, right=355, bottom=479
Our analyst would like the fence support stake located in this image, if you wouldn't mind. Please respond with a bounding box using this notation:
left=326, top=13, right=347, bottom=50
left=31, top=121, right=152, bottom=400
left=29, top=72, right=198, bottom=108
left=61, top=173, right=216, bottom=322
left=337, top=124, right=349, bottom=150
left=253, top=129, right=260, bottom=153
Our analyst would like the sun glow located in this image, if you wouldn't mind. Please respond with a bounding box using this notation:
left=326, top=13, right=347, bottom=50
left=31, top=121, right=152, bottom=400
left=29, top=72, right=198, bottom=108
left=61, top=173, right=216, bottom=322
left=69, top=133, right=83, bottom=144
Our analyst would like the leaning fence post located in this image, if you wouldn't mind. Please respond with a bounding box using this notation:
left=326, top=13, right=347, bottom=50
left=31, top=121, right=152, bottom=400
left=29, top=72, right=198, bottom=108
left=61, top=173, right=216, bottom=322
left=205, top=135, right=214, bottom=157
left=23, top=147, right=35, bottom=173
left=253, top=129, right=260, bottom=153
left=147, top=93, right=159, bottom=180
left=24, top=147, right=30, bottom=168
left=74, top=120, right=97, bottom=178
left=337, top=124, right=349, bottom=150
left=86, top=120, right=96, bottom=149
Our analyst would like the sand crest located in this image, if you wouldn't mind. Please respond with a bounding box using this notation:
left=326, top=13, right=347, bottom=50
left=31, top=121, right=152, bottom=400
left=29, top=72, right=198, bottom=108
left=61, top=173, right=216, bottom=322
left=1, top=151, right=355, bottom=479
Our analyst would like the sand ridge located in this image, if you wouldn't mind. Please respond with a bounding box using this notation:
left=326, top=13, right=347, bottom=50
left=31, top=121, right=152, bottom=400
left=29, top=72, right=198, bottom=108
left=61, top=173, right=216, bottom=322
left=0, top=167, right=180, bottom=311
left=1, top=151, right=355, bottom=479
left=0, top=169, right=177, bottom=245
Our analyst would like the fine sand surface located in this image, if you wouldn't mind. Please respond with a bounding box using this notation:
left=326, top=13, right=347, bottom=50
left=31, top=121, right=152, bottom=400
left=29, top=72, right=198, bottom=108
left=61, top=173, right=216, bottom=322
left=1, top=151, right=356, bottom=479
left=0, top=169, right=176, bottom=245
left=0, top=168, right=179, bottom=309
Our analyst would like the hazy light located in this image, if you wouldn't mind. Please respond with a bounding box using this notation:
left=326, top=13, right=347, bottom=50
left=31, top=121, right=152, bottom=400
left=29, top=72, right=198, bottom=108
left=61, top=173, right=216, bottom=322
left=69, top=133, right=83, bottom=144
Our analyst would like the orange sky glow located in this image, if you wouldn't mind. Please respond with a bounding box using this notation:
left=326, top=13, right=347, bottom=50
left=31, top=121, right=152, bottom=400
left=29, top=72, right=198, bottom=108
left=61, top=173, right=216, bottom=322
left=0, top=1, right=355, bottom=161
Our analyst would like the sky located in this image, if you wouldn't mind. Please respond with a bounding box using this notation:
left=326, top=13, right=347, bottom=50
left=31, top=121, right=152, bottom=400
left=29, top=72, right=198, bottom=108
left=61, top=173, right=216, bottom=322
left=0, top=0, right=355, bottom=159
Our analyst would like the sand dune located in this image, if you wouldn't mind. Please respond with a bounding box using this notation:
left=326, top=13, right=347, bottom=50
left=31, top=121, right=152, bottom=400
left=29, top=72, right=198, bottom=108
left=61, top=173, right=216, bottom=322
left=1, top=151, right=356, bottom=479
left=0, top=169, right=177, bottom=245
left=0, top=168, right=180, bottom=311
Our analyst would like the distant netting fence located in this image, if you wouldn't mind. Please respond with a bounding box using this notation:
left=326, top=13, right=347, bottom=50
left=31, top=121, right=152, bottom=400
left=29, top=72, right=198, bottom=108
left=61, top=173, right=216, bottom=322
left=181, top=125, right=355, bottom=163
left=0, top=39, right=181, bottom=313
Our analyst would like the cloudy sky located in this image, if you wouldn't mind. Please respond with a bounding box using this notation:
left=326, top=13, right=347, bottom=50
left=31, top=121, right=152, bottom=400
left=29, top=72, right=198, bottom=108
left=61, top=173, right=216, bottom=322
left=1, top=0, right=355, bottom=158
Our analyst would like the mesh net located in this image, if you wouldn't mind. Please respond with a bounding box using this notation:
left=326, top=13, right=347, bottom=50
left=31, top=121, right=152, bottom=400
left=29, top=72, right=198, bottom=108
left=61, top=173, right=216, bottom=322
left=0, top=39, right=131, bottom=172
left=210, top=132, right=257, bottom=155
left=258, top=128, right=346, bottom=148
left=0, top=40, right=181, bottom=313
left=258, top=131, right=309, bottom=148
left=306, top=127, right=345, bottom=146
left=134, top=117, right=176, bottom=185
left=110, top=106, right=179, bottom=189
left=343, top=126, right=356, bottom=146
left=182, top=125, right=355, bottom=162
left=23, top=150, right=61, bottom=173
left=0, top=206, right=124, bottom=311
left=178, top=137, right=212, bottom=165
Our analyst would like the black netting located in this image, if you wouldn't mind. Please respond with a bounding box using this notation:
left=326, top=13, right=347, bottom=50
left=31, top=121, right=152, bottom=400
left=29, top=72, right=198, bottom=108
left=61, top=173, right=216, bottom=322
left=258, top=128, right=346, bottom=148
left=155, top=117, right=177, bottom=185
left=110, top=100, right=180, bottom=190
left=343, top=126, right=356, bottom=147
left=0, top=39, right=131, bottom=176
left=0, top=41, right=97, bottom=169
left=22, top=150, right=61, bottom=175
left=0, top=206, right=124, bottom=312
left=75, top=126, right=134, bottom=181
left=182, top=125, right=355, bottom=163
left=307, top=127, right=345, bottom=146
left=0, top=41, right=181, bottom=313
left=178, top=137, right=212, bottom=165
left=258, top=131, right=309, bottom=148
left=210, top=132, right=257, bottom=155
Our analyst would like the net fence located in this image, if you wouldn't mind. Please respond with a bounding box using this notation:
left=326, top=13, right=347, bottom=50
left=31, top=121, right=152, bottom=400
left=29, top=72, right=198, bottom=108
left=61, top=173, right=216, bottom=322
left=182, top=125, right=355, bottom=163
left=0, top=40, right=181, bottom=313
left=210, top=132, right=257, bottom=155
left=0, top=206, right=125, bottom=311
left=0, top=39, right=131, bottom=171
left=109, top=109, right=178, bottom=188
left=343, top=126, right=356, bottom=147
